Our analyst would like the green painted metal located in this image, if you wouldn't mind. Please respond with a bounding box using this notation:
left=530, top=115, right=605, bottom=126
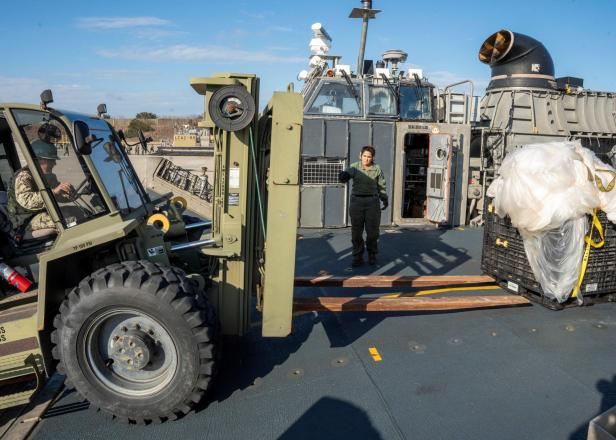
left=0, top=300, right=44, bottom=408
left=190, top=73, right=302, bottom=337
left=190, top=73, right=260, bottom=336
left=260, top=91, right=303, bottom=337
left=0, top=101, right=172, bottom=398
left=0, top=71, right=303, bottom=412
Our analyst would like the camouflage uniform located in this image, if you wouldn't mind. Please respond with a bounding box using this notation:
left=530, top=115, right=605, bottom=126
left=344, top=161, right=388, bottom=263
left=7, top=168, right=56, bottom=232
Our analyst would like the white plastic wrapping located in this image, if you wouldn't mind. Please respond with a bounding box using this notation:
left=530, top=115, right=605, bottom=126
left=487, top=141, right=599, bottom=232
left=573, top=143, right=616, bottom=223
left=486, top=140, right=612, bottom=303
left=519, top=218, right=587, bottom=302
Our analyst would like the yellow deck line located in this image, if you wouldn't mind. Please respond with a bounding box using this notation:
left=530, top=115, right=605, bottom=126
left=368, top=347, right=382, bottom=362
left=381, top=285, right=500, bottom=299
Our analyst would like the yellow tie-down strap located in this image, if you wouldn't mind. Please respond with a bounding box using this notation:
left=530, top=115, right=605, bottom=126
left=571, top=209, right=604, bottom=300
left=594, top=169, right=616, bottom=193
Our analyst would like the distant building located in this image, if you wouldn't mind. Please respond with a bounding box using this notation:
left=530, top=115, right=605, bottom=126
left=172, top=124, right=210, bottom=148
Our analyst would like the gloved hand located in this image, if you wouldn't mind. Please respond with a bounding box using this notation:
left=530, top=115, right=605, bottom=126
left=339, top=171, right=351, bottom=183
left=381, top=199, right=388, bottom=211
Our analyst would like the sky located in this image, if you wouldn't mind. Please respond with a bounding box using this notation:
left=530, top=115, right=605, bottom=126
left=1, top=0, right=615, bottom=118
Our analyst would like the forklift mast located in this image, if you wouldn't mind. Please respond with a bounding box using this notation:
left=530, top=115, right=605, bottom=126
left=190, top=73, right=303, bottom=337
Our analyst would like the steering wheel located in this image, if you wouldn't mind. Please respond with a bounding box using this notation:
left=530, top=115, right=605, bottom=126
left=75, top=177, right=91, bottom=196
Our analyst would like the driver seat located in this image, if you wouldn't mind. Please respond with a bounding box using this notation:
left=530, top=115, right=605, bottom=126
left=22, top=228, right=56, bottom=241
left=0, top=191, right=56, bottom=254
left=9, top=226, right=57, bottom=256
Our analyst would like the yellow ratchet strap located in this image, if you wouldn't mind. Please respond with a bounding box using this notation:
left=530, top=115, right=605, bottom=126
left=571, top=209, right=604, bottom=299
left=594, top=169, right=616, bottom=192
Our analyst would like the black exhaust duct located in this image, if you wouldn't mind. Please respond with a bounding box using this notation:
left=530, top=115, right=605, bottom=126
left=479, top=29, right=556, bottom=90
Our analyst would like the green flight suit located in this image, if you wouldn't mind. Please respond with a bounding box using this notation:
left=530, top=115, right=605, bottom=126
left=344, top=161, right=388, bottom=262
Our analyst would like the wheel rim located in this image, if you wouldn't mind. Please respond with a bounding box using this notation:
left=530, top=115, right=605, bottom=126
left=82, top=308, right=178, bottom=397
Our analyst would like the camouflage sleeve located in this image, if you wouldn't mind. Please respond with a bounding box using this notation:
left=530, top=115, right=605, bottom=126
left=44, top=174, right=72, bottom=202
left=15, top=171, right=45, bottom=211
left=377, top=168, right=388, bottom=202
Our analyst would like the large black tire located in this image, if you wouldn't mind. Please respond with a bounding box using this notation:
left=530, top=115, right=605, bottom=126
left=51, top=260, right=218, bottom=424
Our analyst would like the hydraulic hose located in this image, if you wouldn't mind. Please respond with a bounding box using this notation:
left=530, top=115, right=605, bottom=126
left=248, top=127, right=267, bottom=239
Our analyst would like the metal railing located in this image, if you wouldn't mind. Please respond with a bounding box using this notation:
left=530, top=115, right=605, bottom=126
left=442, top=80, right=475, bottom=125
left=155, top=159, right=213, bottom=203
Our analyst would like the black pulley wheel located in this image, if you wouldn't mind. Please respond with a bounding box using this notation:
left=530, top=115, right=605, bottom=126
left=208, top=85, right=255, bottom=131
left=52, top=260, right=218, bottom=424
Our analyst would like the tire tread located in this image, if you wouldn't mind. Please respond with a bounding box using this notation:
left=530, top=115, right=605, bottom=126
left=51, top=260, right=218, bottom=424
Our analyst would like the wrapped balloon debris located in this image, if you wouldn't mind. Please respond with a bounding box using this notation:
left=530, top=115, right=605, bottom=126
left=487, top=141, right=616, bottom=303
left=518, top=218, right=587, bottom=303
left=573, top=143, right=616, bottom=223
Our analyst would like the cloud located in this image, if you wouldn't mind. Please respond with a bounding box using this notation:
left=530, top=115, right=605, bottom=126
left=0, top=76, right=48, bottom=103
left=57, top=70, right=157, bottom=81
left=266, top=26, right=293, bottom=33
left=239, top=10, right=274, bottom=20
left=266, top=46, right=298, bottom=52
left=214, top=28, right=251, bottom=41
left=97, top=45, right=305, bottom=63
left=77, top=16, right=171, bottom=29
left=0, top=75, right=200, bottom=117
left=133, top=29, right=188, bottom=40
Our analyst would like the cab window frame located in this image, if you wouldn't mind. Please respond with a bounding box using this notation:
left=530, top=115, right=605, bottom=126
left=399, top=84, right=434, bottom=121
left=305, top=80, right=364, bottom=117
left=10, top=108, right=109, bottom=228
left=0, top=113, right=22, bottom=192
left=366, top=84, right=398, bottom=118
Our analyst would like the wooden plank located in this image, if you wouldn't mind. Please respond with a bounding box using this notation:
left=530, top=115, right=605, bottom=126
left=1, top=374, right=65, bottom=440
left=293, top=295, right=530, bottom=312
left=0, top=403, right=27, bottom=438
left=294, top=275, right=496, bottom=288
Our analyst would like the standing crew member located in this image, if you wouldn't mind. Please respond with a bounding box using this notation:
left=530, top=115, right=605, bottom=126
left=339, top=145, right=388, bottom=266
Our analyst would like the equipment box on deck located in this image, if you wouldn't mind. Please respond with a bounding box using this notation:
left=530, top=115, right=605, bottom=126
left=481, top=202, right=616, bottom=308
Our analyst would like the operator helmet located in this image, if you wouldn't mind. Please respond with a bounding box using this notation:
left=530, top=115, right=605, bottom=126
left=32, top=126, right=60, bottom=160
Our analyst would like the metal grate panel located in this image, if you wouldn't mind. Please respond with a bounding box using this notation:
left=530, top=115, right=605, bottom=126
left=155, top=158, right=213, bottom=202
left=301, top=157, right=345, bottom=186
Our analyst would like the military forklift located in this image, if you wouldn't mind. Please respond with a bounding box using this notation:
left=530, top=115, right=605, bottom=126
left=0, top=73, right=302, bottom=423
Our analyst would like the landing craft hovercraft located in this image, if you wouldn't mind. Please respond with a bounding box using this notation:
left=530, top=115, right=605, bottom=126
left=296, top=1, right=616, bottom=228
left=296, top=1, right=478, bottom=228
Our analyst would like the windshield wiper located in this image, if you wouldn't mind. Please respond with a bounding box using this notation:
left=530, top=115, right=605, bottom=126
left=340, top=70, right=360, bottom=105
left=412, top=73, right=423, bottom=102
left=380, top=73, right=400, bottom=114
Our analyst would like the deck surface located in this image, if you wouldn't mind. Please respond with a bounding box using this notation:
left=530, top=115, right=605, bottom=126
left=30, top=226, right=616, bottom=440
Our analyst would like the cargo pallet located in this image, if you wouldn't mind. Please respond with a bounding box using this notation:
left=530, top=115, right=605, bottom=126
left=481, top=203, right=616, bottom=309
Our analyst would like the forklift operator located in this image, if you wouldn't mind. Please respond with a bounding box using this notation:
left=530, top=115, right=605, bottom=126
left=7, top=124, right=76, bottom=234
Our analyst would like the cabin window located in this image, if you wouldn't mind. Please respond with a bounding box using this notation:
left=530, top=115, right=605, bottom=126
left=11, top=109, right=107, bottom=226
left=400, top=86, right=433, bottom=120
left=367, top=85, right=397, bottom=116
left=306, top=81, right=362, bottom=116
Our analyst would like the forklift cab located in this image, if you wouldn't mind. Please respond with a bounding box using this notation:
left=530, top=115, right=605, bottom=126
left=0, top=110, right=63, bottom=255
left=0, top=102, right=150, bottom=260
left=0, top=95, right=163, bottom=412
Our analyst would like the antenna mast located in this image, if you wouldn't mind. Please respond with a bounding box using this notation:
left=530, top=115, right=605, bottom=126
left=349, top=0, right=381, bottom=76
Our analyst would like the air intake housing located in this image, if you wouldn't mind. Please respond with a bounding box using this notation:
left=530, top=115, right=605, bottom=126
left=479, top=30, right=556, bottom=90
